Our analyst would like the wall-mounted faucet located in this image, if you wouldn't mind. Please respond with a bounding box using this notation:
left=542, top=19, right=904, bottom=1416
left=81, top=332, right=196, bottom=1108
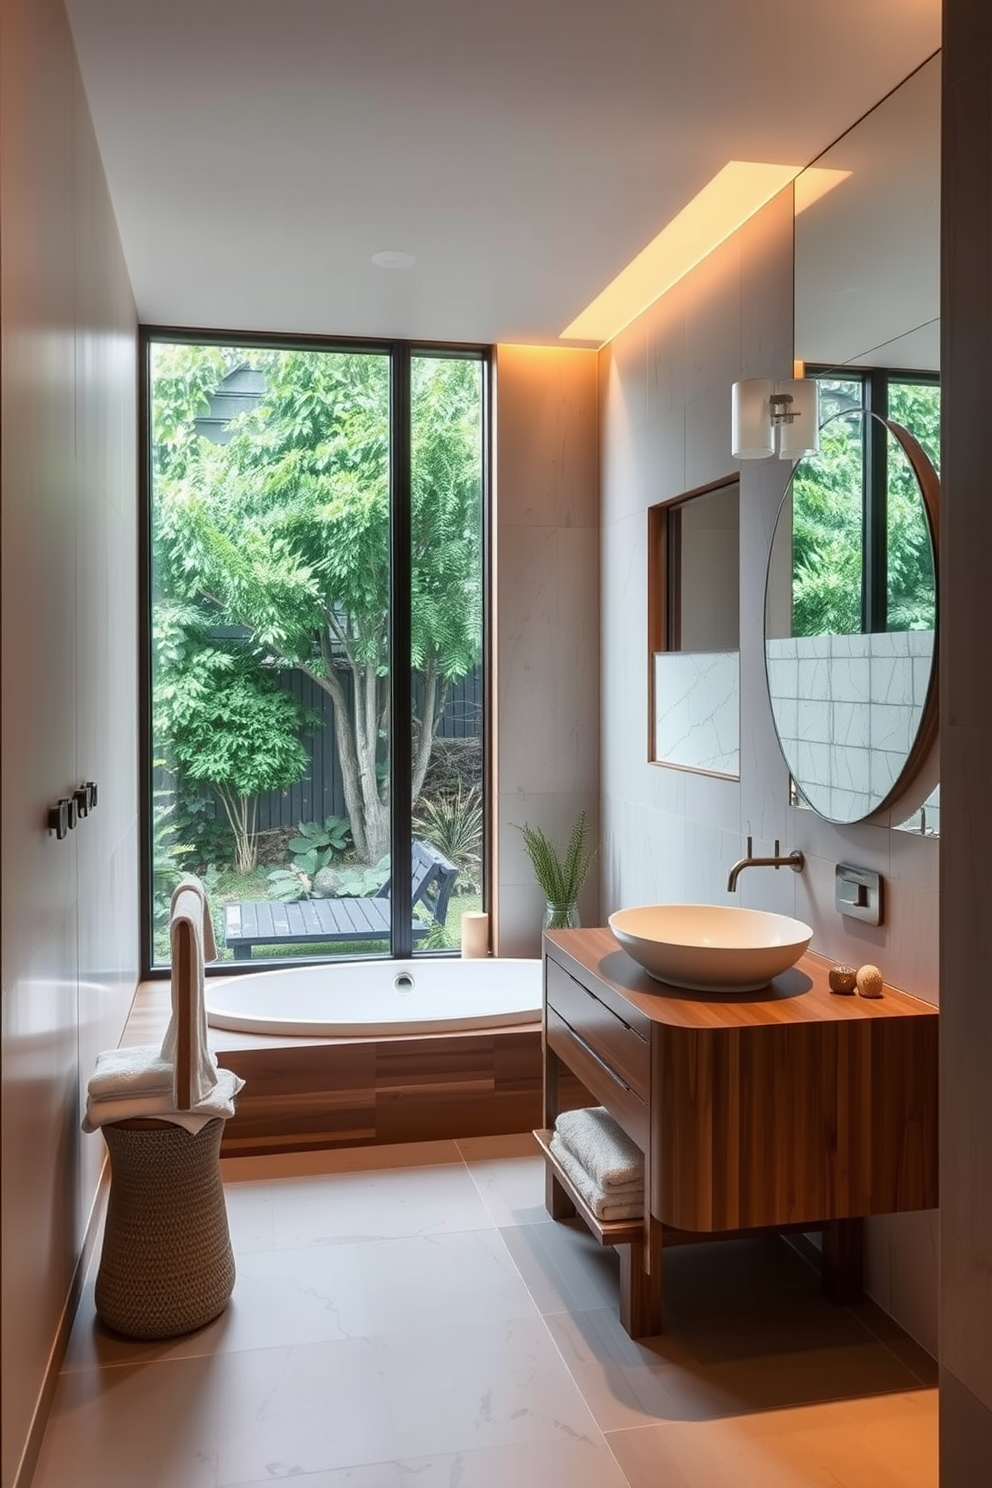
left=727, top=836, right=805, bottom=892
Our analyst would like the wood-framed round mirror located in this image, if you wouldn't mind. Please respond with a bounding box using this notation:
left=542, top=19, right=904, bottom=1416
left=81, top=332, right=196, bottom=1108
left=764, top=406, right=939, bottom=825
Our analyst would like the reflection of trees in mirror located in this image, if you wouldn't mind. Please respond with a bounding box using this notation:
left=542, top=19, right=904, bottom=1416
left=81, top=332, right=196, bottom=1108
left=791, top=375, right=939, bottom=638
left=151, top=342, right=483, bottom=884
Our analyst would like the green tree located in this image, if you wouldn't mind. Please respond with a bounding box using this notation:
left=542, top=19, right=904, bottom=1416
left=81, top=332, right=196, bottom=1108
left=152, top=345, right=482, bottom=864
left=158, top=630, right=315, bottom=873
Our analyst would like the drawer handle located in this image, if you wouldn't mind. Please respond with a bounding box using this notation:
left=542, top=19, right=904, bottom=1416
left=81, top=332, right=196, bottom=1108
left=567, top=1024, right=631, bottom=1092
left=572, top=976, right=638, bottom=1036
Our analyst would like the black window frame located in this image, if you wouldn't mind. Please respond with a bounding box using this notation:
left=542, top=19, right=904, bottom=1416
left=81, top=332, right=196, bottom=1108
left=139, top=326, right=492, bottom=977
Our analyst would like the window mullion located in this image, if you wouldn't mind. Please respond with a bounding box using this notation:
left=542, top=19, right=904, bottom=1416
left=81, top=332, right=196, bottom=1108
left=864, top=370, right=888, bottom=632
left=389, top=344, right=413, bottom=958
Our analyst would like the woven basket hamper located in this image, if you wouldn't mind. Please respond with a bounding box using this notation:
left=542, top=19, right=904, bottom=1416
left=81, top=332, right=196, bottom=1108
left=95, top=1117, right=235, bottom=1339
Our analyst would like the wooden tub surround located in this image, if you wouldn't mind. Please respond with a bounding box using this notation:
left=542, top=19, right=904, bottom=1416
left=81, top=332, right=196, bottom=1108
left=124, top=980, right=568, bottom=1156
left=541, top=928, right=939, bottom=1338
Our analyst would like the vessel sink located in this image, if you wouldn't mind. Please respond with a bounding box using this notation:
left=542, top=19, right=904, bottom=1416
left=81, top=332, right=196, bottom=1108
left=608, top=904, right=813, bottom=992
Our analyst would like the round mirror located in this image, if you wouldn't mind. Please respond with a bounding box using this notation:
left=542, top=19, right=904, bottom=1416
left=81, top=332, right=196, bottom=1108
left=764, top=406, right=940, bottom=824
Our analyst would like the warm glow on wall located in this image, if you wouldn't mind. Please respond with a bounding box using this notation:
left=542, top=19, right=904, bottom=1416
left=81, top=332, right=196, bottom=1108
left=561, top=161, right=808, bottom=347
left=793, top=166, right=852, bottom=215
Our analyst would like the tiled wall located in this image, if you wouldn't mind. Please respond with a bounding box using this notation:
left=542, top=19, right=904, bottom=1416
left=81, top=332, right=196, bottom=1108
left=766, top=630, right=934, bottom=821
left=494, top=344, right=600, bottom=956
left=0, top=3, right=139, bottom=1483
left=599, top=187, right=940, bottom=1355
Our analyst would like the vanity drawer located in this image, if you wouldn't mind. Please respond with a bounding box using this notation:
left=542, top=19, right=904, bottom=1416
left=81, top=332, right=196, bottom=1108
left=546, top=1007, right=649, bottom=1151
left=546, top=960, right=649, bottom=1100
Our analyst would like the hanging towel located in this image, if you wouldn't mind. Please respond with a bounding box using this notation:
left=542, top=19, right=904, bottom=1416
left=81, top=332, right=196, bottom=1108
left=82, top=876, right=243, bottom=1134
left=172, top=874, right=218, bottom=962
left=553, top=1106, right=645, bottom=1191
left=160, top=880, right=220, bottom=1110
left=82, top=1066, right=243, bottom=1135
left=549, top=1132, right=645, bottom=1221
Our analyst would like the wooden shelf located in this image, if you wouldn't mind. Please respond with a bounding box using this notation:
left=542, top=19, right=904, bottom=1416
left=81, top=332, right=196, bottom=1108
left=533, top=1128, right=645, bottom=1247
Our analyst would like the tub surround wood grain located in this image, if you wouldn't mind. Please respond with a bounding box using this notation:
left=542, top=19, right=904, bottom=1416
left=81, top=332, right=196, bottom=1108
left=123, top=980, right=591, bottom=1157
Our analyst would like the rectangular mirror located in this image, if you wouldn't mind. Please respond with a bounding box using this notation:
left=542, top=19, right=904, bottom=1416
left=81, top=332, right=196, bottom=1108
left=792, top=54, right=940, bottom=833
left=650, top=481, right=740, bottom=778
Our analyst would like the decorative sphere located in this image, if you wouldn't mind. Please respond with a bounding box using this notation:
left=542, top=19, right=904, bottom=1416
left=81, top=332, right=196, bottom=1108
left=856, top=964, right=884, bottom=999
left=828, top=965, right=858, bottom=995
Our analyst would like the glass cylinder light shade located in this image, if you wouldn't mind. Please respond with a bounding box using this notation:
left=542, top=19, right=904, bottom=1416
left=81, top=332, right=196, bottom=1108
left=731, top=378, right=775, bottom=459
left=776, top=377, right=820, bottom=460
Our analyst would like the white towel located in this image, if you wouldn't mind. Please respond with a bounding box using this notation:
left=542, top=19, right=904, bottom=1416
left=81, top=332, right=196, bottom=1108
left=161, top=881, right=219, bottom=1109
left=82, top=875, right=244, bottom=1136
left=553, top=1106, right=644, bottom=1191
left=550, top=1133, right=645, bottom=1221
left=86, top=1045, right=175, bottom=1101
left=83, top=1067, right=243, bottom=1135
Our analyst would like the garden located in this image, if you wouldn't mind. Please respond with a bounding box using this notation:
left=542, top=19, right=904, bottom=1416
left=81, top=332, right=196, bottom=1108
left=150, top=341, right=485, bottom=964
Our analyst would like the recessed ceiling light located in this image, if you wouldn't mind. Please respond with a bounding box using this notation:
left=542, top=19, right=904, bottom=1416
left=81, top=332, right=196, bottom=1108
left=561, top=161, right=824, bottom=347
left=372, top=250, right=416, bottom=269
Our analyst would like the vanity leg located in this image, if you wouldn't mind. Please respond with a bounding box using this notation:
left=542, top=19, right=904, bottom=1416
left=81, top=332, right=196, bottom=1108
left=545, top=1167, right=577, bottom=1221
left=619, top=1215, right=663, bottom=1338
left=822, top=1217, right=864, bottom=1303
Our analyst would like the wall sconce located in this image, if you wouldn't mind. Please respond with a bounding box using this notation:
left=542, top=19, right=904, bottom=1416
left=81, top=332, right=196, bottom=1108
left=731, top=377, right=820, bottom=461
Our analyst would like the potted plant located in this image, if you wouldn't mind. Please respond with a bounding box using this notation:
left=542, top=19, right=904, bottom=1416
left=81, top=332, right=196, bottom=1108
left=517, top=810, right=597, bottom=930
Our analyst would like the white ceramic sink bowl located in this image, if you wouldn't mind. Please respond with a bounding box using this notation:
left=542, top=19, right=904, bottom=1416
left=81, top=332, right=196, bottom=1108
left=608, top=904, right=813, bottom=992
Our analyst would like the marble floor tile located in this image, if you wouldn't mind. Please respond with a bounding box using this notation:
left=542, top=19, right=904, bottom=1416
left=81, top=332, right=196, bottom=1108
left=34, top=1136, right=939, bottom=1488
left=607, top=1389, right=938, bottom=1488
left=214, top=1337, right=394, bottom=1483
left=374, top=1312, right=606, bottom=1460
left=31, top=1352, right=222, bottom=1488
left=459, top=1142, right=552, bottom=1228
left=63, top=1241, right=377, bottom=1372
left=265, top=1161, right=497, bottom=1248
left=223, top=1435, right=630, bottom=1488
left=498, top=1218, right=622, bottom=1315
left=359, top=1228, right=538, bottom=1334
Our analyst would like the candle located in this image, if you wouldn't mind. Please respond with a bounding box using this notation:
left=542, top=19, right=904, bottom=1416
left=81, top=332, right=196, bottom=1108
left=461, top=911, right=489, bottom=959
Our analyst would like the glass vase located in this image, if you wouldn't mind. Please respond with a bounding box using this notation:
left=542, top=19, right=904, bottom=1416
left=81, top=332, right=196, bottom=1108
left=544, top=901, right=580, bottom=931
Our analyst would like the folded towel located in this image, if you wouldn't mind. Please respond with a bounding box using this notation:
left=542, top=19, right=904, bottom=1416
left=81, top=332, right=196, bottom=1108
left=86, top=1045, right=175, bottom=1101
left=553, top=1106, right=644, bottom=1191
left=161, top=881, right=219, bottom=1109
left=82, top=1066, right=244, bottom=1135
left=173, top=875, right=218, bottom=962
left=550, top=1133, right=645, bottom=1221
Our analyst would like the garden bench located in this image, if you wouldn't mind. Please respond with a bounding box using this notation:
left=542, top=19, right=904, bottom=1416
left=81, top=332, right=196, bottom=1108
left=223, top=839, right=458, bottom=960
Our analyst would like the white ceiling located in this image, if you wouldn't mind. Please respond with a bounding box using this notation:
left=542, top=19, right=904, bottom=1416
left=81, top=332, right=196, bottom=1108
left=64, top=0, right=941, bottom=346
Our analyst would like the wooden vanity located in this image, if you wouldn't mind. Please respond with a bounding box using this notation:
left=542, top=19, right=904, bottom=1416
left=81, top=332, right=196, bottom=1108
left=540, top=928, right=938, bottom=1336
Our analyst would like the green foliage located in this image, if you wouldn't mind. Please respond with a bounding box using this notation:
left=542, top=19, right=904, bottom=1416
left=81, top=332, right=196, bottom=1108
left=267, top=866, right=312, bottom=902
left=331, top=857, right=390, bottom=897
left=158, top=633, right=316, bottom=873
left=516, top=811, right=597, bottom=919
left=151, top=343, right=484, bottom=870
left=791, top=379, right=939, bottom=639
left=288, top=815, right=352, bottom=876
left=151, top=761, right=194, bottom=932
left=413, top=785, right=482, bottom=894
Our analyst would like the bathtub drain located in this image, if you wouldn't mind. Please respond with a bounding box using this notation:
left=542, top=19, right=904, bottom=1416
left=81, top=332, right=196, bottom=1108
left=393, top=971, right=415, bottom=993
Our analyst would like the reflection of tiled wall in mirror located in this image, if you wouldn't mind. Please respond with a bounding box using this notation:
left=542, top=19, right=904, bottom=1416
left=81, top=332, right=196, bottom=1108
left=766, top=631, right=934, bottom=821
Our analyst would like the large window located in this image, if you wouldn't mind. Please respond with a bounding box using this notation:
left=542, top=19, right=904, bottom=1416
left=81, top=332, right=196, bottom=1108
left=144, top=335, right=488, bottom=970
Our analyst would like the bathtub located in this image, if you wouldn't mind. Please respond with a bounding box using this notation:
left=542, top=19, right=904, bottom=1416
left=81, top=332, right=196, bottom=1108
left=205, top=957, right=543, bottom=1038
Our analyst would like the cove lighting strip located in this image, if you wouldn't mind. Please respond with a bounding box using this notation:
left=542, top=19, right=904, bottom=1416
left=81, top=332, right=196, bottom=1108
left=561, top=161, right=850, bottom=348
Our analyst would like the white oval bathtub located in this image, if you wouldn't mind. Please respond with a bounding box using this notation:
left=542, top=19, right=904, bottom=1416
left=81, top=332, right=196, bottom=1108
left=205, top=957, right=543, bottom=1037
